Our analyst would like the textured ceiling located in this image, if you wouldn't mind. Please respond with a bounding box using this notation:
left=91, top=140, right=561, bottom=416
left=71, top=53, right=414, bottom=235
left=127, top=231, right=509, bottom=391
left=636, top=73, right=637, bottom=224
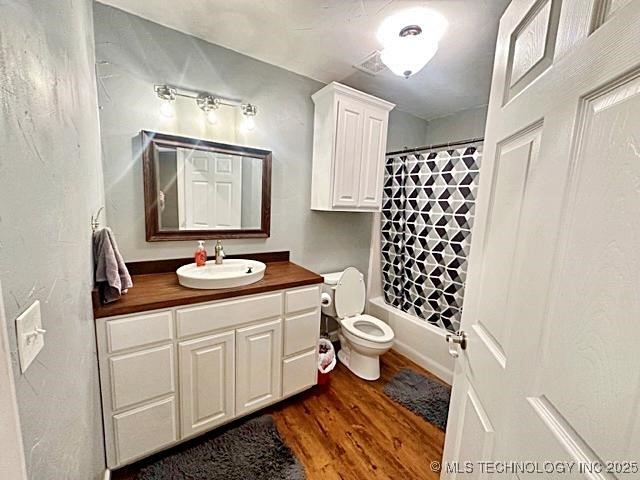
left=96, top=0, right=510, bottom=120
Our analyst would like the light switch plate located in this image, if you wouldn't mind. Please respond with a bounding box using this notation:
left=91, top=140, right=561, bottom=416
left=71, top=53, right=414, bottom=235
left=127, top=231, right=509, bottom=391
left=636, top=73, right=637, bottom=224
left=16, top=300, right=45, bottom=373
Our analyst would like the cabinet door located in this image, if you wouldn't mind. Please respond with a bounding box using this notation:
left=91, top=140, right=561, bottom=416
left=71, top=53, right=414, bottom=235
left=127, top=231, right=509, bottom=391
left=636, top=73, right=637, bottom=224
left=236, top=319, right=282, bottom=416
left=332, top=97, right=365, bottom=207
left=179, top=331, right=235, bottom=438
left=357, top=107, right=388, bottom=209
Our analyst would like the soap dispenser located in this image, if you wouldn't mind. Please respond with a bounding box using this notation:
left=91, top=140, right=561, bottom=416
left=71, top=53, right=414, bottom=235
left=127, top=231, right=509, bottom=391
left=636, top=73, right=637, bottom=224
left=195, top=240, right=207, bottom=267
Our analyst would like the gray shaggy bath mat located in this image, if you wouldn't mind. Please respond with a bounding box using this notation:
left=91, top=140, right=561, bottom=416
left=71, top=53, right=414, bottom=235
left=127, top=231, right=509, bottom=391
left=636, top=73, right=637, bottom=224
left=383, top=368, right=451, bottom=430
left=137, top=415, right=305, bottom=480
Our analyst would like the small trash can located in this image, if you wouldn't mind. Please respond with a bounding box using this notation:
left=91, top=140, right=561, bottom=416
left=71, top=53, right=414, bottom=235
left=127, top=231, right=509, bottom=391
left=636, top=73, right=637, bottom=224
left=317, top=338, right=336, bottom=386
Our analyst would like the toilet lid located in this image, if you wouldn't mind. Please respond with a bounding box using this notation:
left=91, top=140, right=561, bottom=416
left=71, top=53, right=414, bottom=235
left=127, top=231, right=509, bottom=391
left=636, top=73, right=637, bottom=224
left=334, top=267, right=365, bottom=318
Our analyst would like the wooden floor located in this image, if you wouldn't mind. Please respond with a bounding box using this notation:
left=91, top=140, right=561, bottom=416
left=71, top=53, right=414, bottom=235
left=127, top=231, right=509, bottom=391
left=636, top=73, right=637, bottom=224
left=113, top=350, right=446, bottom=480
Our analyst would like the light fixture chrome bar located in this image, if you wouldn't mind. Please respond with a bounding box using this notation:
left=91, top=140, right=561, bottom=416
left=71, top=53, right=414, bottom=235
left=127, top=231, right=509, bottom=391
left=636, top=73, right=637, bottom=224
left=155, top=84, right=242, bottom=107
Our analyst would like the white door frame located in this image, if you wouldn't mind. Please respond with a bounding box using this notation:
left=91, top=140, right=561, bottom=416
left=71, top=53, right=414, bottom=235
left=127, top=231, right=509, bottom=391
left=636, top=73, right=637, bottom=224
left=0, top=280, right=28, bottom=479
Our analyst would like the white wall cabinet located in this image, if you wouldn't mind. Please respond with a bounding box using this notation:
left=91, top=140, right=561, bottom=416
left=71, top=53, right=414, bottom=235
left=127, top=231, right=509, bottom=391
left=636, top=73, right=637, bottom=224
left=311, top=82, right=395, bottom=212
left=96, top=285, right=320, bottom=469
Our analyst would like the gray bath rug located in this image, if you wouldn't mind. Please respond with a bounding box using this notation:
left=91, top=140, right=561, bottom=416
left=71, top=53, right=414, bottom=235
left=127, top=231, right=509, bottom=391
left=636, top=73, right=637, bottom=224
left=137, top=415, right=305, bottom=480
left=383, top=368, right=451, bottom=430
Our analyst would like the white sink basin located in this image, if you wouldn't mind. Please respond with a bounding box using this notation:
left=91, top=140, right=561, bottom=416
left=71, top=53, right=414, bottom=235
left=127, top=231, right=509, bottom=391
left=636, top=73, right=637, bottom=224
left=177, top=259, right=266, bottom=290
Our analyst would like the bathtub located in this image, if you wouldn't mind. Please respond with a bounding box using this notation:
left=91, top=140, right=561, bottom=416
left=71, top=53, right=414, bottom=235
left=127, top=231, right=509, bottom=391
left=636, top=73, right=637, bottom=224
left=366, top=296, right=455, bottom=384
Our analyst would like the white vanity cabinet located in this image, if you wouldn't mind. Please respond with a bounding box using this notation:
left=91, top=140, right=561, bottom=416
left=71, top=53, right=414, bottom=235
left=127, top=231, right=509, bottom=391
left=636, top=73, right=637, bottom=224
left=96, top=285, right=320, bottom=469
left=310, top=82, right=395, bottom=212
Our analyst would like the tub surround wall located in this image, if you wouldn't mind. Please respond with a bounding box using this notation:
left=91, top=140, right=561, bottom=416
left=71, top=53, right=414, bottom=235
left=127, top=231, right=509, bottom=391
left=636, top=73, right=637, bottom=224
left=0, top=1, right=105, bottom=478
left=94, top=4, right=427, bottom=275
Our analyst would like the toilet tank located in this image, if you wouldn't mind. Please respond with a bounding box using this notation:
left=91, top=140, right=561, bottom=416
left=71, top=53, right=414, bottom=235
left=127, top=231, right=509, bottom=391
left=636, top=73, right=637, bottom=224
left=321, top=271, right=343, bottom=318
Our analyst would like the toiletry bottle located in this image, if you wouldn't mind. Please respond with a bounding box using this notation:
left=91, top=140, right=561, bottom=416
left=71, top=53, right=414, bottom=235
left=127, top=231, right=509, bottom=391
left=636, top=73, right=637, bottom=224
left=195, top=240, right=207, bottom=267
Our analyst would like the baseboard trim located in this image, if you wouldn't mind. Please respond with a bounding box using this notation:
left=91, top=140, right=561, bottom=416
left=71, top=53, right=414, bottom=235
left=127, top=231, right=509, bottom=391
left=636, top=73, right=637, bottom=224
left=392, top=341, right=453, bottom=385
left=103, top=468, right=111, bottom=480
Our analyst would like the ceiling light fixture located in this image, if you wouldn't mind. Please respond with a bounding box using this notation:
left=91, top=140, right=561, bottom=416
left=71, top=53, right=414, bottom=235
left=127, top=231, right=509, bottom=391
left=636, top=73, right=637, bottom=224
left=241, top=103, right=257, bottom=131
left=377, top=8, right=448, bottom=79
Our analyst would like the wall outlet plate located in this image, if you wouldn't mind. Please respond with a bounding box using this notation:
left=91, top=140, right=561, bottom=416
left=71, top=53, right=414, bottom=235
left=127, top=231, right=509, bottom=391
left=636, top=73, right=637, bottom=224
left=15, top=300, right=45, bottom=373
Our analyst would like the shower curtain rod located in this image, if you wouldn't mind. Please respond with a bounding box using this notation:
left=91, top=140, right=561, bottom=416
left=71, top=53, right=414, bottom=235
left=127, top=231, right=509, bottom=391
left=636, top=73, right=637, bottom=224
left=386, top=136, right=484, bottom=156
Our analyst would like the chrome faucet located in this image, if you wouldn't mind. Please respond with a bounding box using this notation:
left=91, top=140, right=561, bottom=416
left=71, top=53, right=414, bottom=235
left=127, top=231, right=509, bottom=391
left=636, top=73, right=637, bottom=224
left=214, top=240, right=225, bottom=264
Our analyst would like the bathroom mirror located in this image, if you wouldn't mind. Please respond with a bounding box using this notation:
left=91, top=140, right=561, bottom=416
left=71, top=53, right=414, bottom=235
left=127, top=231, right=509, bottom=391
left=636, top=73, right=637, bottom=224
left=141, top=130, right=271, bottom=241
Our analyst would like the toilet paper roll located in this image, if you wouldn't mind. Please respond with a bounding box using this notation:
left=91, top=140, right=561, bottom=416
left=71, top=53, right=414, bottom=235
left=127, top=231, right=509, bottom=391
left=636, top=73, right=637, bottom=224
left=320, top=292, right=332, bottom=307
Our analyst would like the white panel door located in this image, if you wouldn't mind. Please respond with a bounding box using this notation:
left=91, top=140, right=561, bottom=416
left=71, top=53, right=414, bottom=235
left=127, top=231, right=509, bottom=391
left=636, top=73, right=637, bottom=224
left=357, top=107, right=388, bottom=209
left=332, top=97, right=364, bottom=207
left=443, top=1, right=640, bottom=477
left=235, top=319, right=282, bottom=416
left=178, top=148, right=242, bottom=229
left=178, top=331, right=235, bottom=437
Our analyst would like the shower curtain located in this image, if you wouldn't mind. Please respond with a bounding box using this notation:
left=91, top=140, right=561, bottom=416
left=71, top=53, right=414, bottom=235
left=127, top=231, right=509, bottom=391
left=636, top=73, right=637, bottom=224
left=381, top=144, right=482, bottom=333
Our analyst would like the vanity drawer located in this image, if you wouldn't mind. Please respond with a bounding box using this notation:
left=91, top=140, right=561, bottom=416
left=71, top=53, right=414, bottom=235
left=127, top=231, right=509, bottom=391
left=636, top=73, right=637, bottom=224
left=176, top=292, right=283, bottom=338
left=109, top=344, right=175, bottom=411
left=283, top=310, right=320, bottom=356
left=282, top=349, right=317, bottom=397
left=106, top=310, right=173, bottom=353
left=113, top=396, right=177, bottom=465
left=285, top=286, right=320, bottom=315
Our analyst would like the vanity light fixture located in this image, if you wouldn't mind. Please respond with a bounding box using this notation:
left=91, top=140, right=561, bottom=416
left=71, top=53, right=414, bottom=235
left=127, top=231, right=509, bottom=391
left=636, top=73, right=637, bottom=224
left=155, top=84, right=177, bottom=118
left=197, top=94, right=221, bottom=125
left=241, top=103, right=257, bottom=131
left=377, top=8, right=448, bottom=78
left=153, top=84, right=258, bottom=129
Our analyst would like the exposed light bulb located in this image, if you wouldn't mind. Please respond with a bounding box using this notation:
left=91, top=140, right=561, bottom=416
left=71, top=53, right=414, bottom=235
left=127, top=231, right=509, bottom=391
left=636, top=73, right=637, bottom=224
left=159, top=99, right=175, bottom=118
left=242, top=115, right=256, bottom=131
left=205, top=109, right=218, bottom=125
left=380, top=36, right=438, bottom=78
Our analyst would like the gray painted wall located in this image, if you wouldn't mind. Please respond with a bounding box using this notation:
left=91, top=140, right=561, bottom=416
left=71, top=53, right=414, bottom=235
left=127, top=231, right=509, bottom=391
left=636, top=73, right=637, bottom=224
left=94, top=4, right=426, bottom=275
left=387, top=109, right=429, bottom=153
left=0, top=1, right=105, bottom=479
left=425, top=105, right=488, bottom=145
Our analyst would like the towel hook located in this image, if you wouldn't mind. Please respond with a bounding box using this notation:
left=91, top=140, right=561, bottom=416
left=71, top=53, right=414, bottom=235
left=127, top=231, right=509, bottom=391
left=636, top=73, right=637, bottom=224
left=91, top=207, right=104, bottom=232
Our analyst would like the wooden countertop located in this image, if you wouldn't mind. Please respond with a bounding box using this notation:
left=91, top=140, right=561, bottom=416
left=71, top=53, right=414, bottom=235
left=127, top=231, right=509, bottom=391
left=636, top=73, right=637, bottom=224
left=93, top=261, right=323, bottom=319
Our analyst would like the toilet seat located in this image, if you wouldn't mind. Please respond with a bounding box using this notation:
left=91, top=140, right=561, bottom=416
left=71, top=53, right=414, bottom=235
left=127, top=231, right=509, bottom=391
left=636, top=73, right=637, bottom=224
left=333, top=267, right=394, bottom=344
left=341, top=314, right=394, bottom=343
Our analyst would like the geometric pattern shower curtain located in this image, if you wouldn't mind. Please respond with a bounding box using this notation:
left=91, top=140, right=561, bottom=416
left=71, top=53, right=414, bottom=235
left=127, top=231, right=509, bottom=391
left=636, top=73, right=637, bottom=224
left=381, top=145, right=482, bottom=333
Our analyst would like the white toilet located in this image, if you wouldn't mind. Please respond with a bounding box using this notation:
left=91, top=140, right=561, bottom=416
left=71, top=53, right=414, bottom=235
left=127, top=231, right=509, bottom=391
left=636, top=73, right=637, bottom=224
left=322, top=267, right=395, bottom=381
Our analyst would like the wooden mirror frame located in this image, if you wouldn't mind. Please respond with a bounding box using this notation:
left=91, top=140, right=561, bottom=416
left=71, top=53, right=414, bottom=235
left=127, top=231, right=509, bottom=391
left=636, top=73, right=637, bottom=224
left=141, top=130, right=272, bottom=241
